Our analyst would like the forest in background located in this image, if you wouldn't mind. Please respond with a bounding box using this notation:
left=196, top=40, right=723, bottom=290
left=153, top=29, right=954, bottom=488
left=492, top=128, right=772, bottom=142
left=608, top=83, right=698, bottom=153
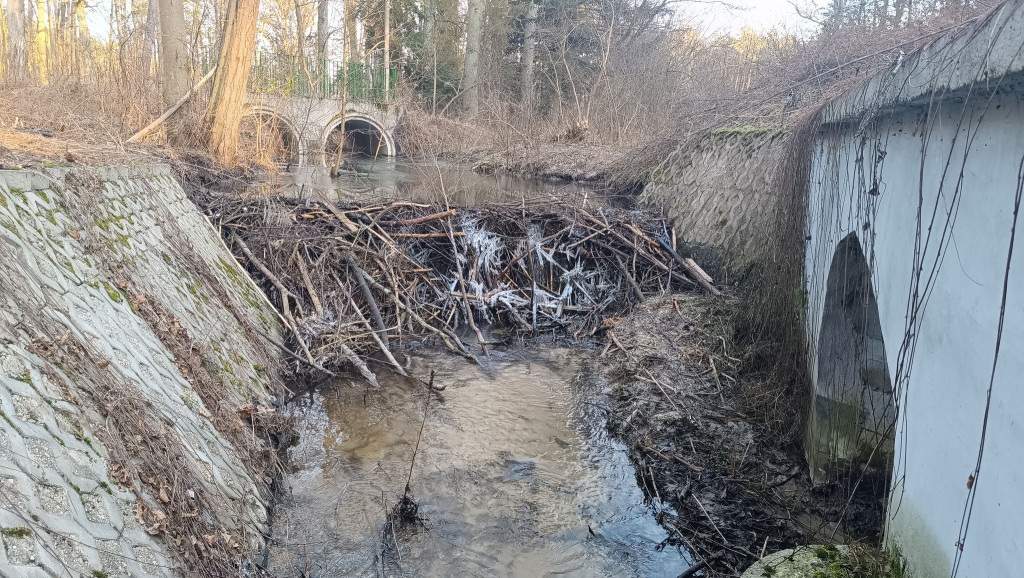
left=0, top=0, right=1000, bottom=171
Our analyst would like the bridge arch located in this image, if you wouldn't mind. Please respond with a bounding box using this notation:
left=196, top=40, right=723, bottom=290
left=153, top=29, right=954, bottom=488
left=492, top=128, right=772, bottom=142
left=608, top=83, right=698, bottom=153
left=241, top=106, right=304, bottom=165
left=322, top=114, right=396, bottom=158
left=806, top=232, right=894, bottom=485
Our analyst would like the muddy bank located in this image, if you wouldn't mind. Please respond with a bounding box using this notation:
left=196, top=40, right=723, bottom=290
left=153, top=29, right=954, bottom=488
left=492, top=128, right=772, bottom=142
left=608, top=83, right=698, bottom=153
left=468, top=142, right=629, bottom=184
left=598, top=294, right=886, bottom=576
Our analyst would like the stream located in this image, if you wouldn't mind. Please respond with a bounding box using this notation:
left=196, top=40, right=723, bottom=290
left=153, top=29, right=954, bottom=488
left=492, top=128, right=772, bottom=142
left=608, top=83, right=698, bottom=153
left=267, top=346, right=693, bottom=577
left=262, top=161, right=687, bottom=576
left=248, top=157, right=609, bottom=206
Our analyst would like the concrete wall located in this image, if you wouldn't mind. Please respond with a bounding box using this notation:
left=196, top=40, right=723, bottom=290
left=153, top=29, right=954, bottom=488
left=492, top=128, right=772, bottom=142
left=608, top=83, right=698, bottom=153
left=804, top=2, right=1024, bottom=575
left=0, top=165, right=282, bottom=576
left=641, top=128, right=786, bottom=265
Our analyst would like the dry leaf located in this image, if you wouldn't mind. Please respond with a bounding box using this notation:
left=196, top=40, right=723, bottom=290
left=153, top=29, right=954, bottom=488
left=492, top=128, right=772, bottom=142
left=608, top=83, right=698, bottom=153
left=68, top=229, right=80, bottom=239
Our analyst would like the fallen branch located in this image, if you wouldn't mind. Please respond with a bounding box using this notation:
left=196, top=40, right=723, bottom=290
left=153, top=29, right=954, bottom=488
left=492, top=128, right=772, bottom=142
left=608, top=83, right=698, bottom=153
left=126, top=66, right=217, bottom=143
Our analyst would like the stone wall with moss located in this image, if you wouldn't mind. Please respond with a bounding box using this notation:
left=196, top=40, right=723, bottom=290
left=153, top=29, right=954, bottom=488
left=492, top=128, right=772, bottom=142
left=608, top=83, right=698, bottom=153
left=641, top=127, right=786, bottom=266
left=0, top=165, right=282, bottom=577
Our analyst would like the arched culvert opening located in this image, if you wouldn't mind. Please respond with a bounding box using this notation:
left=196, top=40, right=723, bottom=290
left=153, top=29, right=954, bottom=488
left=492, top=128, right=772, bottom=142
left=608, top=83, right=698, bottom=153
left=326, top=118, right=391, bottom=158
left=806, top=232, right=895, bottom=489
left=239, top=112, right=300, bottom=165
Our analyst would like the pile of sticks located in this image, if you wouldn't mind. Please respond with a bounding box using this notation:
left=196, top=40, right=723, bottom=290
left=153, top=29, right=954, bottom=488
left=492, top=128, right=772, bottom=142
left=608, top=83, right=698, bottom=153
left=207, top=194, right=719, bottom=383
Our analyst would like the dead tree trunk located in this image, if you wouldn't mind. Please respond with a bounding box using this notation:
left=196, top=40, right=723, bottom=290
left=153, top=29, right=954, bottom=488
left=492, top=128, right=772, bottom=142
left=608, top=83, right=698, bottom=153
left=206, top=0, right=260, bottom=165
left=158, top=0, right=190, bottom=143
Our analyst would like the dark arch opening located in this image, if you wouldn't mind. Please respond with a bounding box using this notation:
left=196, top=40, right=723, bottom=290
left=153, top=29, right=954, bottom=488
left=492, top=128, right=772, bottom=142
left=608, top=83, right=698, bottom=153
left=807, top=232, right=895, bottom=493
left=239, top=113, right=300, bottom=165
left=326, top=119, right=387, bottom=158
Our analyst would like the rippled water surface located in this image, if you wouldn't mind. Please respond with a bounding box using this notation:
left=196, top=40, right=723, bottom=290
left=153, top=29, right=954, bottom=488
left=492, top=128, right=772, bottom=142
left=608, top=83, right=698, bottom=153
left=268, top=347, right=691, bottom=577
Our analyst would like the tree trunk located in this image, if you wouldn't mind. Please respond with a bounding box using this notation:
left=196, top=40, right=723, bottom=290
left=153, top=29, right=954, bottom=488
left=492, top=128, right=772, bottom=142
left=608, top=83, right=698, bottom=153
left=33, top=0, right=49, bottom=83
left=344, top=0, right=357, bottom=62
left=520, top=0, right=537, bottom=107
left=462, top=0, right=483, bottom=116
left=383, top=0, right=390, bottom=100
left=141, top=0, right=159, bottom=82
left=5, top=0, right=28, bottom=82
left=316, top=0, right=328, bottom=65
left=158, top=0, right=190, bottom=142
left=73, top=0, right=90, bottom=75
left=206, top=0, right=260, bottom=165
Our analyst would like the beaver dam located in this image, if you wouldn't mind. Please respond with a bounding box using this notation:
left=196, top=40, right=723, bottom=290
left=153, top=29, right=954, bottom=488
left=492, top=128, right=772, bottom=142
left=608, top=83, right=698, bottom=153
left=190, top=181, right=881, bottom=577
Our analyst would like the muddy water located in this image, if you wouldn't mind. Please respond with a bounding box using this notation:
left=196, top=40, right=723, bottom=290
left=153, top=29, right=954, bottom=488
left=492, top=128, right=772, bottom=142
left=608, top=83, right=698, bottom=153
left=268, top=347, right=692, bottom=577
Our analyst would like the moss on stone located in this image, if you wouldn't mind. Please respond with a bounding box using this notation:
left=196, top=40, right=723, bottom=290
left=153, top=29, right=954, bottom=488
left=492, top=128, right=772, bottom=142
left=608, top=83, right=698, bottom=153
left=101, top=282, right=123, bottom=304
left=0, top=527, right=31, bottom=539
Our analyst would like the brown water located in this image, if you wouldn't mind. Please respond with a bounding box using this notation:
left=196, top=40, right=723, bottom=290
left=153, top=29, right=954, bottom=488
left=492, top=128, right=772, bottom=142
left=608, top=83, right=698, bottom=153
left=267, top=346, right=693, bottom=577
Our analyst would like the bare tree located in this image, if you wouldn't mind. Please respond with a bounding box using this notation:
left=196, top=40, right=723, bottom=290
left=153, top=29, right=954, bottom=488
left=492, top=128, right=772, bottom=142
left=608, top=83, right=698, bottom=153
left=520, top=0, right=538, bottom=107
left=462, top=0, right=483, bottom=115
left=207, top=0, right=261, bottom=164
left=159, top=0, right=190, bottom=142
left=316, top=0, right=329, bottom=64
left=33, top=0, right=49, bottom=83
left=5, top=0, right=28, bottom=82
left=141, top=0, right=160, bottom=84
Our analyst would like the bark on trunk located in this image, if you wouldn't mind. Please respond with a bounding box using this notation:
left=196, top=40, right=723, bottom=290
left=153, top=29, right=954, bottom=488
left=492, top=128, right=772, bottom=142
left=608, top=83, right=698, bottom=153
left=462, top=0, right=483, bottom=116
left=520, top=0, right=537, bottom=107
left=344, top=0, right=358, bottom=62
left=5, top=0, right=28, bottom=82
left=316, top=0, right=328, bottom=65
left=141, top=0, right=159, bottom=81
left=33, top=0, right=49, bottom=83
left=158, top=0, right=190, bottom=142
left=206, top=0, right=260, bottom=165
left=73, top=0, right=91, bottom=74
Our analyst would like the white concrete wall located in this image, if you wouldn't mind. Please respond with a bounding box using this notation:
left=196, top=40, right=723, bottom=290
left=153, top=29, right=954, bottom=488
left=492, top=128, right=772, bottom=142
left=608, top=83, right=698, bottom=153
left=804, top=8, right=1024, bottom=572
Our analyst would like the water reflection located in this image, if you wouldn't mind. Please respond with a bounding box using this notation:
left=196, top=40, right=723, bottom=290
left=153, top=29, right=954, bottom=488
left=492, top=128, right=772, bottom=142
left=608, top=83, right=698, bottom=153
left=268, top=347, right=692, bottom=577
left=248, top=158, right=609, bottom=207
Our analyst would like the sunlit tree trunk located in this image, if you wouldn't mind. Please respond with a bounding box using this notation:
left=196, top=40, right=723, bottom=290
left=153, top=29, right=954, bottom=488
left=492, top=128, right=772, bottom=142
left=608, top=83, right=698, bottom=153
left=33, top=0, right=48, bottom=83
left=206, top=0, right=260, bottom=165
left=73, top=0, right=90, bottom=76
left=462, top=0, right=482, bottom=116
left=159, top=0, right=190, bottom=142
left=520, top=0, right=537, bottom=107
left=5, top=0, right=28, bottom=82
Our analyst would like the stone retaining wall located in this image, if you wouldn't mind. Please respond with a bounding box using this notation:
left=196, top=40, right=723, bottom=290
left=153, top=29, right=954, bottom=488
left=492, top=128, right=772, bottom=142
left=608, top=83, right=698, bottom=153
left=640, top=128, right=786, bottom=266
left=0, top=165, right=281, bottom=577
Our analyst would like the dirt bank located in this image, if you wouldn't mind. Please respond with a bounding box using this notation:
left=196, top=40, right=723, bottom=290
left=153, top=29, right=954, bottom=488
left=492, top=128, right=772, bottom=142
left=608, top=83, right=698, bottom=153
left=597, top=294, right=886, bottom=576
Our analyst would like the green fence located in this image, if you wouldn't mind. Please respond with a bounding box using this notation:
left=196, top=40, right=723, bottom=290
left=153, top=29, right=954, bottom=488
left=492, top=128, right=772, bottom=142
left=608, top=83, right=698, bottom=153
left=248, top=52, right=397, bottom=102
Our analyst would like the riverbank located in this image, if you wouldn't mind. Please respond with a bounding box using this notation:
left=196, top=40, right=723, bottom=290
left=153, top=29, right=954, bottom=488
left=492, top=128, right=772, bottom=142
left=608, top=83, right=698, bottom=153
left=598, top=293, right=887, bottom=576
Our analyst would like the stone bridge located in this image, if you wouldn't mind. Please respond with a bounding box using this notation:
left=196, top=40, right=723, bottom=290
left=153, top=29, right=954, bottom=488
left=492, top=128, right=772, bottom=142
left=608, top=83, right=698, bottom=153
left=246, top=95, right=399, bottom=165
left=646, top=3, right=1024, bottom=576
left=243, top=53, right=400, bottom=164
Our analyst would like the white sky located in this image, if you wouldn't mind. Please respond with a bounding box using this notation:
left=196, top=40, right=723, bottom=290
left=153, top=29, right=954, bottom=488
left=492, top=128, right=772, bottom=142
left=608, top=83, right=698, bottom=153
left=678, top=0, right=821, bottom=37
left=81, top=0, right=822, bottom=47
